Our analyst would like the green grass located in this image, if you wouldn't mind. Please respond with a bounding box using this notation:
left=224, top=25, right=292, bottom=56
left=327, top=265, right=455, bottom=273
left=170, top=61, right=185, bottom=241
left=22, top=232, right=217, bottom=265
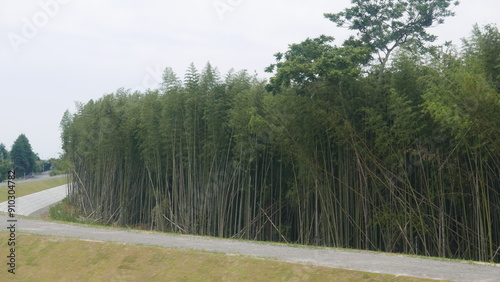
left=48, top=198, right=113, bottom=226
left=0, top=177, right=67, bottom=203
left=48, top=197, right=79, bottom=222
left=0, top=232, right=438, bottom=281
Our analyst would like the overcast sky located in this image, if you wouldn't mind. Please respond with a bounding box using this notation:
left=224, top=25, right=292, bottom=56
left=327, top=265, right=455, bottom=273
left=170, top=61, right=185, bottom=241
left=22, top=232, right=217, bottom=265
left=1, top=0, right=499, bottom=160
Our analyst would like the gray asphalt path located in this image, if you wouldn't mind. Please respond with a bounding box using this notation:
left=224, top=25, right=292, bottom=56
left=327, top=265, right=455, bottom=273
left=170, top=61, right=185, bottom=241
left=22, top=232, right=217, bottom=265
left=1, top=214, right=498, bottom=281
left=0, top=184, right=68, bottom=216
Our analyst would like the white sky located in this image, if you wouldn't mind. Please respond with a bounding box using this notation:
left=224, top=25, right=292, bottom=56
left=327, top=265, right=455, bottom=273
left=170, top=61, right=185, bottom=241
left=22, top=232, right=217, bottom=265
left=0, top=0, right=499, bottom=160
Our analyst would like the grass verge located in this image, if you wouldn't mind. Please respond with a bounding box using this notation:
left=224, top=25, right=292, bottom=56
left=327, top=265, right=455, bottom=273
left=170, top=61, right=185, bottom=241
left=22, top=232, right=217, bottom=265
left=0, top=177, right=67, bottom=203
left=48, top=198, right=80, bottom=222
left=0, top=232, right=437, bottom=281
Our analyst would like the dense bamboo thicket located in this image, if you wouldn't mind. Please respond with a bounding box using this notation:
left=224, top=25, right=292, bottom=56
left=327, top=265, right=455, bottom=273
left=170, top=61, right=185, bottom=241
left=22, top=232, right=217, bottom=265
left=61, top=26, right=500, bottom=262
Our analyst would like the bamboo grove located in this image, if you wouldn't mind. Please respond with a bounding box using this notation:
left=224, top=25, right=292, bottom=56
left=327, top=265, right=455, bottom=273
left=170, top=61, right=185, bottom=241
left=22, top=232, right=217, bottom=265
left=60, top=24, right=500, bottom=262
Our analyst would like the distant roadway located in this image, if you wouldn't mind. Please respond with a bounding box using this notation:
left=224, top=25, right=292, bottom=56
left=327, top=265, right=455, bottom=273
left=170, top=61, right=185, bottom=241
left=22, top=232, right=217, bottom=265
left=0, top=171, right=66, bottom=187
left=0, top=184, right=68, bottom=217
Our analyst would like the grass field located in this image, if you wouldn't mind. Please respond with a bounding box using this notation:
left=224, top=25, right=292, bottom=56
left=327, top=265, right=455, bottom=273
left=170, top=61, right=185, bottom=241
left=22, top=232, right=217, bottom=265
left=0, top=233, right=436, bottom=281
left=0, top=177, right=67, bottom=203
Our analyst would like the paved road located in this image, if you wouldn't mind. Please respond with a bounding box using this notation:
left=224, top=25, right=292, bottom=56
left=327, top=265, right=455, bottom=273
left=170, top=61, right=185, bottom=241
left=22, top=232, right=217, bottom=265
left=1, top=214, right=498, bottom=281
left=0, top=184, right=68, bottom=216
left=0, top=172, right=66, bottom=187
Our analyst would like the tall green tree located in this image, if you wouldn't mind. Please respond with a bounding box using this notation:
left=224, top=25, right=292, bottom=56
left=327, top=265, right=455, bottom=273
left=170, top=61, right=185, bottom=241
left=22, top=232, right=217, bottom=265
left=11, top=134, right=36, bottom=176
left=60, top=110, right=73, bottom=155
left=0, top=143, right=10, bottom=182
left=325, top=0, right=459, bottom=70
left=265, top=35, right=370, bottom=95
left=184, top=63, right=200, bottom=91
left=161, top=67, right=182, bottom=93
left=462, top=24, right=500, bottom=92
left=0, top=143, right=8, bottom=161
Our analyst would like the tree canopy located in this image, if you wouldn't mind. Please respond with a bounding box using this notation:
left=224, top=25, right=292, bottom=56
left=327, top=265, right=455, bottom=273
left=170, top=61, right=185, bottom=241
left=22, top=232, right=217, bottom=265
left=10, top=134, right=37, bottom=176
left=0, top=143, right=11, bottom=182
left=265, top=35, right=371, bottom=95
left=325, top=0, right=460, bottom=69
